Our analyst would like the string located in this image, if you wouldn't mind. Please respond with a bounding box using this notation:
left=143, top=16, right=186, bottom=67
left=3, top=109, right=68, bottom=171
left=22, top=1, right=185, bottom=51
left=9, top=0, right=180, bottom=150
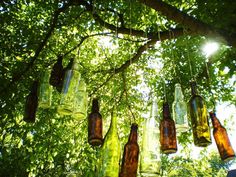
left=170, top=31, right=181, bottom=84
left=163, top=78, right=167, bottom=102
left=183, top=28, right=194, bottom=81
left=204, top=58, right=216, bottom=112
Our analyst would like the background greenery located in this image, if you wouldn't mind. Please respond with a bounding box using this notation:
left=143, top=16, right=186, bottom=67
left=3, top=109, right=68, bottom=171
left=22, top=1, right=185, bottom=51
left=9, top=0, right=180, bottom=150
left=0, top=0, right=235, bottom=176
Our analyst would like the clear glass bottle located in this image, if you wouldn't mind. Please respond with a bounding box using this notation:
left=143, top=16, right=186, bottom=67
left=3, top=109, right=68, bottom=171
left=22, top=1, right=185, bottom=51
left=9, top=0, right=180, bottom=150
left=120, top=123, right=139, bottom=177
left=188, top=81, right=211, bottom=147
left=210, top=112, right=235, bottom=162
left=57, top=58, right=81, bottom=115
left=140, top=99, right=161, bottom=176
left=72, top=79, right=88, bottom=120
left=160, top=102, right=177, bottom=154
left=24, top=81, right=39, bottom=123
left=88, top=98, right=103, bottom=146
left=172, top=83, right=188, bottom=133
left=98, top=112, right=120, bottom=177
left=38, top=70, right=52, bottom=109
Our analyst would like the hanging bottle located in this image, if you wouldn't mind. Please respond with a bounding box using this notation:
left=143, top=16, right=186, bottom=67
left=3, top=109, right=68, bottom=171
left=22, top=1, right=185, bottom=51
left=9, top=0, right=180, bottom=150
left=120, top=123, right=139, bottom=177
left=38, top=70, right=52, bottom=109
left=24, top=81, right=39, bottom=123
left=188, top=81, right=211, bottom=147
left=72, top=79, right=88, bottom=120
left=57, top=58, right=81, bottom=116
left=98, top=111, right=121, bottom=177
left=88, top=98, right=103, bottom=146
left=210, top=112, right=235, bottom=162
left=160, top=102, right=177, bottom=154
left=49, top=55, right=64, bottom=92
left=140, top=99, right=161, bottom=176
left=172, top=83, right=188, bottom=133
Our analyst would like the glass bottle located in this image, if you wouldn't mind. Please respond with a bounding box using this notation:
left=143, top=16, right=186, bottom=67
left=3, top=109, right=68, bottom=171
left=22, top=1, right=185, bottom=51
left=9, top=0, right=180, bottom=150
left=160, top=102, right=177, bottom=154
left=24, top=81, right=39, bottom=123
left=88, top=98, right=103, bottom=146
left=38, top=70, right=52, bottom=109
left=98, top=112, right=121, bottom=177
left=120, top=123, right=139, bottom=177
left=210, top=112, right=235, bottom=162
left=57, top=58, right=81, bottom=115
left=140, top=99, right=161, bottom=176
left=172, top=83, right=188, bottom=133
left=188, top=81, right=211, bottom=147
left=72, top=79, right=88, bottom=120
left=49, top=55, right=63, bottom=91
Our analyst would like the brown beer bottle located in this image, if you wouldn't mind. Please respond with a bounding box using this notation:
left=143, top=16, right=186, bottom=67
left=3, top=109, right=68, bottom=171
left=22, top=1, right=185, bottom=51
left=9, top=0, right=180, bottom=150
left=188, top=81, right=211, bottom=147
left=88, top=98, right=103, bottom=146
left=24, top=81, right=39, bottom=123
left=120, top=123, right=139, bottom=177
left=210, top=112, right=235, bottom=162
left=49, top=55, right=63, bottom=91
left=160, top=102, right=177, bottom=154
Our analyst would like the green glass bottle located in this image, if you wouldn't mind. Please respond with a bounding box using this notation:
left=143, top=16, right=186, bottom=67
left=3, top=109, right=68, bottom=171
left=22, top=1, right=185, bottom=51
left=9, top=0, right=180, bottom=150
left=172, top=83, right=188, bottom=133
left=57, top=58, right=81, bottom=115
left=98, top=112, right=121, bottom=177
left=188, top=81, right=211, bottom=147
left=72, top=79, right=88, bottom=120
left=38, top=70, right=52, bottom=109
left=140, top=99, right=161, bottom=176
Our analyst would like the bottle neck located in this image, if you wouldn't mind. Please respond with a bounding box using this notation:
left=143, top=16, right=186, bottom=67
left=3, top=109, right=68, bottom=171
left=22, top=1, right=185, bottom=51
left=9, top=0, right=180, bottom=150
left=210, top=112, right=222, bottom=128
left=92, top=98, right=99, bottom=113
left=110, top=112, right=118, bottom=133
left=150, top=99, right=158, bottom=118
left=31, top=81, right=39, bottom=95
left=174, top=83, right=184, bottom=101
left=57, top=55, right=63, bottom=65
left=163, top=102, right=171, bottom=119
left=66, top=58, right=74, bottom=70
left=128, top=123, right=138, bottom=143
left=190, top=81, right=198, bottom=96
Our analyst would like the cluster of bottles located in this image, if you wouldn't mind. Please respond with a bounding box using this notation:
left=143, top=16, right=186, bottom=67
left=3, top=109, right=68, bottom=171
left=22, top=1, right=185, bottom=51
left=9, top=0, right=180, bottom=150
left=23, top=56, right=88, bottom=123
left=88, top=99, right=139, bottom=177
left=160, top=81, right=235, bottom=162
left=86, top=82, right=235, bottom=177
left=24, top=54, right=235, bottom=176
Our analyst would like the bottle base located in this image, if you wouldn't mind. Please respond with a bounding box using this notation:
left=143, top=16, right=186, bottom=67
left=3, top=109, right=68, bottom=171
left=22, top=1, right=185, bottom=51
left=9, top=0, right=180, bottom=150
left=162, top=148, right=177, bottom=154
left=89, top=138, right=103, bottom=146
left=57, top=106, right=73, bottom=115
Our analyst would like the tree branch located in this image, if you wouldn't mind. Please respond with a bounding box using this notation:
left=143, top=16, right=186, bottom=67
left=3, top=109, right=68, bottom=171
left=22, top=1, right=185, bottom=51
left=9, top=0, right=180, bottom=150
left=113, top=39, right=158, bottom=73
left=78, top=0, right=184, bottom=40
left=0, top=3, right=71, bottom=94
left=139, top=0, right=236, bottom=47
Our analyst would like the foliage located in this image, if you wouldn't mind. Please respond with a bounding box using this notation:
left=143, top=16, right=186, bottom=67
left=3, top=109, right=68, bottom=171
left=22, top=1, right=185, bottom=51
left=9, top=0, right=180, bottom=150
left=0, top=0, right=235, bottom=176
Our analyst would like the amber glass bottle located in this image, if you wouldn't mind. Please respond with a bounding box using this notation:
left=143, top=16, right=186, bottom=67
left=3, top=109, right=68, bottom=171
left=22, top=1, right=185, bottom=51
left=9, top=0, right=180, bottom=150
left=49, top=55, right=63, bottom=91
left=24, top=81, right=39, bottom=123
left=88, top=98, right=103, bottom=146
left=188, top=81, right=211, bottom=147
left=120, top=123, right=139, bottom=177
left=210, top=112, right=235, bottom=162
left=160, top=102, right=177, bottom=154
